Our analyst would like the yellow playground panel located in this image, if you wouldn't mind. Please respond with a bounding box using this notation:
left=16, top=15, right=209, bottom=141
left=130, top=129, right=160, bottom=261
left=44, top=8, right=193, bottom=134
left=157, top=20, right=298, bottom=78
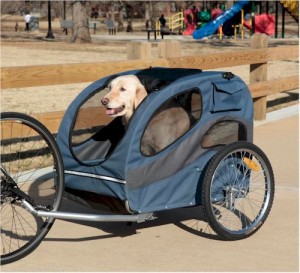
left=156, top=12, right=184, bottom=34
left=280, top=0, right=299, bottom=19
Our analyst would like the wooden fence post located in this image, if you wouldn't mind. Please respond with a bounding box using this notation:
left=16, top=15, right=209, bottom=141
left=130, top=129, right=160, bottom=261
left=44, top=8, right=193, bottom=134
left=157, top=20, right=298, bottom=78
left=127, top=41, right=152, bottom=60
left=250, top=34, right=268, bottom=120
left=158, top=40, right=181, bottom=58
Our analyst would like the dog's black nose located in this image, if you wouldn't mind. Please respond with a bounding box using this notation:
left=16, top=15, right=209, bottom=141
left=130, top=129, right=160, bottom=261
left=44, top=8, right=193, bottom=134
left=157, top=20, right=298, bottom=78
left=101, top=98, right=109, bottom=106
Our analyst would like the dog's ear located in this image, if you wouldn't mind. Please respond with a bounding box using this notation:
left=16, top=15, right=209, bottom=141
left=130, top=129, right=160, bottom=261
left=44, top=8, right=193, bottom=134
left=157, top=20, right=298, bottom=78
left=134, top=85, right=147, bottom=110
left=104, top=75, right=119, bottom=89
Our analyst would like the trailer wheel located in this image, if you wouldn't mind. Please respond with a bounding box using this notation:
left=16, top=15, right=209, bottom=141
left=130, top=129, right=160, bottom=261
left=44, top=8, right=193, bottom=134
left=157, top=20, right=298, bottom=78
left=201, top=141, right=275, bottom=240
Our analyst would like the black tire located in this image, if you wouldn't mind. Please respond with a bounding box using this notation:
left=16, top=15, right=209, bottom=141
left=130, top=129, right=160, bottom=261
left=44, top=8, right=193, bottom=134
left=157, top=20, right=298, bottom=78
left=1, top=112, right=64, bottom=264
left=201, top=141, right=275, bottom=240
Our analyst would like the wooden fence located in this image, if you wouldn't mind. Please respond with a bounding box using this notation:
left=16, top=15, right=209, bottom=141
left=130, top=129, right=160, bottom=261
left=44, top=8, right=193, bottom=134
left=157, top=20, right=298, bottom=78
left=1, top=34, right=298, bottom=134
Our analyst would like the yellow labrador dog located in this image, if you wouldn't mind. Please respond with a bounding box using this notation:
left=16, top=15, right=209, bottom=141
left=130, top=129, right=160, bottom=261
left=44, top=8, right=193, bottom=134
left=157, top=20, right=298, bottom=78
left=141, top=101, right=190, bottom=156
left=101, top=75, right=190, bottom=155
left=101, top=75, right=147, bottom=127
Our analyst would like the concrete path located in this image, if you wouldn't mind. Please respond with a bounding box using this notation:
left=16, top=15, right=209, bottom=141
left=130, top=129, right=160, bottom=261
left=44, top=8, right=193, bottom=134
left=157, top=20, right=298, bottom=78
left=2, top=106, right=299, bottom=272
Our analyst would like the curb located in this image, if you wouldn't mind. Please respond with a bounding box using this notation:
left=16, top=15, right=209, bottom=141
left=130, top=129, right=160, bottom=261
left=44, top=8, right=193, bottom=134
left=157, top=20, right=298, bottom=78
left=254, top=104, right=299, bottom=127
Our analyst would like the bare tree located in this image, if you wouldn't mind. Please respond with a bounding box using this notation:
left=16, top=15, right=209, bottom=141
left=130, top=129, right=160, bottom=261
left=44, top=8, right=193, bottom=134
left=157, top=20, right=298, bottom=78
left=1, top=1, right=31, bottom=15
left=145, top=1, right=156, bottom=29
left=70, top=1, right=91, bottom=43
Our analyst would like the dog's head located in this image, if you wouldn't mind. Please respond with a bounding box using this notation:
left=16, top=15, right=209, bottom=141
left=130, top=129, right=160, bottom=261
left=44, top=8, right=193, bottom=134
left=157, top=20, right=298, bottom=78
left=101, top=75, right=147, bottom=123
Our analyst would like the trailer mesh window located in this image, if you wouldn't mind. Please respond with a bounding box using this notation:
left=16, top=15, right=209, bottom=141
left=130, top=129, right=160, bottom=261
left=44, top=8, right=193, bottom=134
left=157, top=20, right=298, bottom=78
left=141, top=88, right=202, bottom=156
left=202, top=121, right=247, bottom=148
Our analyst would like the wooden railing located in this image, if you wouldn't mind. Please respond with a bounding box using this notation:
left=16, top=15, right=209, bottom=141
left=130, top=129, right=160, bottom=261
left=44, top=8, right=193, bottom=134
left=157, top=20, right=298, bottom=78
left=1, top=34, right=298, bottom=133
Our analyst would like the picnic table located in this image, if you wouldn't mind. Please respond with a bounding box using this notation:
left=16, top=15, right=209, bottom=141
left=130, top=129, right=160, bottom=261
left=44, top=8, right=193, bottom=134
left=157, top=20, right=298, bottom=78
left=142, top=27, right=181, bottom=40
left=142, top=29, right=160, bottom=40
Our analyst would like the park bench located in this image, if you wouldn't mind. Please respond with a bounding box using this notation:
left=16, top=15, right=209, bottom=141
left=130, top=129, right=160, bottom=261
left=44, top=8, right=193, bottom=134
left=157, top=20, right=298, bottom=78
left=104, top=19, right=116, bottom=35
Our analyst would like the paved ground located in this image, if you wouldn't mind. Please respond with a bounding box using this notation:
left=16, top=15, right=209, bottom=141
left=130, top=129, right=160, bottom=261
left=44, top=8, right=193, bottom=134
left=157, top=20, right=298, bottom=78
left=2, top=105, right=299, bottom=272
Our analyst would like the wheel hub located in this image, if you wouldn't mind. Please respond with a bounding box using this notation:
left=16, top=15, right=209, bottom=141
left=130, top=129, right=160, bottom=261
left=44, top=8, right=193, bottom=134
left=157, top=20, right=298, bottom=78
left=1, top=175, right=18, bottom=204
left=223, top=186, right=248, bottom=210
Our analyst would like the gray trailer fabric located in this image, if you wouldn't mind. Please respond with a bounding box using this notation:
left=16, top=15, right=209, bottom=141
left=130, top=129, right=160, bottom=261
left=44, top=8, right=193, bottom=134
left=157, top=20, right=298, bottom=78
left=56, top=67, right=253, bottom=213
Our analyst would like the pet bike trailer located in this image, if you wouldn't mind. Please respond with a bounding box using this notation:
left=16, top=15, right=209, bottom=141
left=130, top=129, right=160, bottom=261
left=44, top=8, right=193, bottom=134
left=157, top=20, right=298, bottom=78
left=1, top=67, right=274, bottom=264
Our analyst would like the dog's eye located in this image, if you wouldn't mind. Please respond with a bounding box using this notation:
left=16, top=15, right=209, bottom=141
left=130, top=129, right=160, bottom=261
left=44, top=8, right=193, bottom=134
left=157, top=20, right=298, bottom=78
left=120, top=87, right=126, bottom=92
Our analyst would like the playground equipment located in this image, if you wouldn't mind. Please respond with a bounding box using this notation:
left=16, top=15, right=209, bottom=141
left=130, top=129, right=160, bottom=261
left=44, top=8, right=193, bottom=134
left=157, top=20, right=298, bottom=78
left=168, top=12, right=184, bottom=32
left=1, top=67, right=275, bottom=264
left=243, top=13, right=275, bottom=36
left=193, top=0, right=298, bottom=39
left=280, top=0, right=299, bottom=21
left=196, top=9, right=211, bottom=29
left=156, top=12, right=184, bottom=36
left=155, top=1, right=296, bottom=39
left=193, top=0, right=249, bottom=39
left=183, top=8, right=197, bottom=35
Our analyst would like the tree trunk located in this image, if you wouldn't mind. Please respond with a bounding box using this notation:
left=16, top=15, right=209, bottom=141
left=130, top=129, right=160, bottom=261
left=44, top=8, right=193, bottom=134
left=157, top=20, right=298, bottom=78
left=149, top=1, right=156, bottom=29
left=118, top=2, right=124, bottom=32
left=145, top=2, right=150, bottom=22
left=70, top=1, right=91, bottom=43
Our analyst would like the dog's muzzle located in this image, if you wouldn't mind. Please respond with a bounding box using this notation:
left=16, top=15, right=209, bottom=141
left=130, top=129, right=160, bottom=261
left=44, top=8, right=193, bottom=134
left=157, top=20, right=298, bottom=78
left=105, top=105, right=125, bottom=116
